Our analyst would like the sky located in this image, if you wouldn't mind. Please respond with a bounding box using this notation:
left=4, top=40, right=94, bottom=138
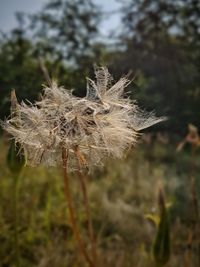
left=0, top=0, right=121, bottom=37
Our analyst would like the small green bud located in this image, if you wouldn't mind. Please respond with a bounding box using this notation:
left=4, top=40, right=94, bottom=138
left=153, top=188, right=170, bottom=267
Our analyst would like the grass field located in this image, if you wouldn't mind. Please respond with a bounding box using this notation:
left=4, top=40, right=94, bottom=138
left=0, top=136, right=200, bottom=267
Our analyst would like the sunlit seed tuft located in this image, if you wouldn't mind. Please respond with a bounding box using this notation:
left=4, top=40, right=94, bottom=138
left=2, top=67, right=165, bottom=171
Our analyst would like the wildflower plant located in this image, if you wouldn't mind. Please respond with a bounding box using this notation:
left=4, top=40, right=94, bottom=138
left=2, top=66, right=165, bottom=267
left=2, top=67, right=164, bottom=170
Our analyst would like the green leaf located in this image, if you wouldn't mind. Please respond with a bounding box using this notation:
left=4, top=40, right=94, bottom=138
left=145, top=214, right=160, bottom=226
left=153, top=188, right=171, bottom=267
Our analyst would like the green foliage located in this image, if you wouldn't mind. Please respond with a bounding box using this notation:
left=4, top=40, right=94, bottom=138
left=113, top=0, right=200, bottom=132
left=153, top=189, right=170, bottom=267
left=7, top=140, right=25, bottom=176
left=120, top=0, right=200, bottom=46
left=0, top=33, right=44, bottom=119
left=0, top=139, right=200, bottom=266
left=29, top=0, right=100, bottom=62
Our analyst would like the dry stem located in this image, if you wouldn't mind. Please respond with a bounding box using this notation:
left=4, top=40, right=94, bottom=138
left=74, top=146, right=97, bottom=266
left=62, top=147, right=94, bottom=267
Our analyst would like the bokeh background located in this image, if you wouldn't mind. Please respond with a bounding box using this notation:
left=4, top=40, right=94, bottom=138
left=0, top=1, right=200, bottom=267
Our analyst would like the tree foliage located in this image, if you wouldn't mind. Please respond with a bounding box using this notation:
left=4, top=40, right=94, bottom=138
left=29, top=0, right=100, bottom=63
left=112, top=0, right=200, bottom=132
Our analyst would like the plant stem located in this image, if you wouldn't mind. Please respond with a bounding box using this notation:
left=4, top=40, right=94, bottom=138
left=74, top=147, right=97, bottom=266
left=61, top=147, right=94, bottom=267
left=13, top=175, right=20, bottom=267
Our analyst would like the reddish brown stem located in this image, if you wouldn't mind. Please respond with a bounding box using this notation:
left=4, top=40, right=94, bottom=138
left=74, top=147, right=97, bottom=267
left=62, top=147, right=94, bottom=267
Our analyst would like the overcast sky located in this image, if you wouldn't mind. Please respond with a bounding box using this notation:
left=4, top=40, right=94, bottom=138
left=0, top=0, right=121, bottom=37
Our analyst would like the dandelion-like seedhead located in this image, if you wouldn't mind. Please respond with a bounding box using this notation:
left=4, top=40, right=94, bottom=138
left=2, top=67, right=164, bottom=170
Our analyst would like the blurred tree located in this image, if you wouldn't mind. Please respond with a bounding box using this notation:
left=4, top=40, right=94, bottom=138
left=0, top=0, right=104, bottom=118
left=29, top=0, right=100, bottom=63
left=120, top=0, right=200, bottom=46
left=0, top=35, right=110, bottom=119
left=0, top=28, right=80, bottom=119
left=0, top=30, right=43, bottom=119
left=113, top=0, right=200, bottom=132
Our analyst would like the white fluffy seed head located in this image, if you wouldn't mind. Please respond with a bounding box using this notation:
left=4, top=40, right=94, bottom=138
left=2, top=67, right=165, bottom=171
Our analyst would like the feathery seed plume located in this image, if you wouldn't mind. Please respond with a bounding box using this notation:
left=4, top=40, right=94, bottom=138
left=2, top=67, right=164, bottom=170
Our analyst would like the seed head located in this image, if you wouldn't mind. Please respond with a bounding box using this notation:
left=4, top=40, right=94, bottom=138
left=2, top=67, right=164, bottom=171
